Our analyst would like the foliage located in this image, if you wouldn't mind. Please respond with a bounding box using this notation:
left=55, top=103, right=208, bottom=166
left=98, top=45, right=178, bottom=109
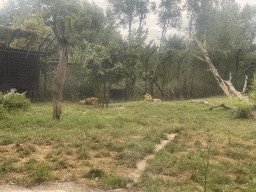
left=107, top=0, right=137, bottom=39
left=232, top=98, right=254, bottom=119
left=65, top=2, right=106, bottom=47
left=158, top=0, right=182, bottom=40
left=32, top=163, right=51, bottom=182
left=250, top=73, right=256, bottom=102
left=1, top=90, right=31, bottom=111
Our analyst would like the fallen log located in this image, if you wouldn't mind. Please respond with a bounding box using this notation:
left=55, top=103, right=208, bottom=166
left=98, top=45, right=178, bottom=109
left=209, top=104, right=234, bottom=111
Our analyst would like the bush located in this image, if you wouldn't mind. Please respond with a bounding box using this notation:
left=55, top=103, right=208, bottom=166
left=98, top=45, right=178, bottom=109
left=232, top=98, right=254, bottom=119
left=230, top=73, right=256, bottom=118
left=0, top=92, right=6, bottom=117
left=250, top=73, right=256, bottom=103
left=0, top=103, right=5, bottom=113
left=1, top=89, right=31, bottom=110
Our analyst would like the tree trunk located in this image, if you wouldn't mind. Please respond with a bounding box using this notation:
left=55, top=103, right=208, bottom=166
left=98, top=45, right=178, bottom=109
left=52, top=24, right=68, bottom=120
left=191, top=37, right=247, bottom=101
left=235, top=50, right=241, bottom=90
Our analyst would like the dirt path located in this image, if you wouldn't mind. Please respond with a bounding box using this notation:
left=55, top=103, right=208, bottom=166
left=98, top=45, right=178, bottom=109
left=128, top=133, right=176, bottom=183
left=0, top=182, right=132, bottom=192
left=0, top=134, right=176, bottom=192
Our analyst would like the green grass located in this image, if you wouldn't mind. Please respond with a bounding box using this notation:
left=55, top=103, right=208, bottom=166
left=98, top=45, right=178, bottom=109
left=0, top=97, right=256, bottom=190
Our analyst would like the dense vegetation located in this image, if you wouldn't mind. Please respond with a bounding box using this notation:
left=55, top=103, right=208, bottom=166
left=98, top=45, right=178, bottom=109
left=1, top=0, right=256, bottom=101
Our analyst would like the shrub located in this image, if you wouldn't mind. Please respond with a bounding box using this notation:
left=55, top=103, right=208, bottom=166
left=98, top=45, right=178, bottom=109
left=250, top=73, right=256, bottom=103
left=32, top=163, right=51, bottom=182
left=231, top=73, right=256, bottom=118
left=232, top=98, right=254, bottom=119
left=0, top=103, right=5, bottom=113
left=1, top=89, right=31, bottom=110
left=85, top=168, right=105, bottom=178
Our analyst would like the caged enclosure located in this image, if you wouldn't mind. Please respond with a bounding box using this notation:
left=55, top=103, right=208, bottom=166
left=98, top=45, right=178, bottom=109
left=0, top=46, right=42, bottom=101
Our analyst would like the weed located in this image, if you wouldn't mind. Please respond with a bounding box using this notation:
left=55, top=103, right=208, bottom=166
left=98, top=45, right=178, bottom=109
left=24, top=158, right=37, bottom=170
left=101, top=173, right=127, bottom=188
left=81, top=160, right=92, bottom=167
left=55, top=159, right=69, bottom=169
left=101, top=151, right=111, bottom=157
left=32, top=163, right=51, bottom=182
left=94, top=153, right=102, bottom=158
left=225, top=148, right=251, bottom=160
left=70, top=172, right=77, bottom=181
left=16, top=144, right=32, bottom=158
left=77, top=146, right=90, bottom=160
left=0, top=160, right=16, bottom=173
left=0, top=137, right=14, bottom=145
left=235, top=174, right=249, bottom=184
left=65, top=148, right=74, bottom=156
left=85, top=168, right=105, bottom=178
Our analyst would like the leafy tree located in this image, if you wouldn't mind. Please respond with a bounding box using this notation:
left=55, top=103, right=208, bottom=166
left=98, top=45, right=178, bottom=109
left=107, top=0, right=155, bottom=42
left=158, top=0, right=182, bottom=44
left=71, top=37, right=138, bottom=106
left=107, top=0, right=138, bottom=41
left=137, top=0, right=156, bottom=29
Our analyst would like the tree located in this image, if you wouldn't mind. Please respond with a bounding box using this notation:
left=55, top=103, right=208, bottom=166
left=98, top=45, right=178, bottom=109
left=107, top=0, right=138, bottom=41
left=156, top=35, right=188, bottom=99
left=158, top=0, right=182, bottom=45
left=137, top=0, right=156, bottom=29
left=51, top=23, right=68, bottom=120
left=191, top=35, right=248, bottom=101
left=45, top=0, right=79, bottom=119
left=71, top=37, right=138, bottom=107
left=65, top=3, right=105, bottom=47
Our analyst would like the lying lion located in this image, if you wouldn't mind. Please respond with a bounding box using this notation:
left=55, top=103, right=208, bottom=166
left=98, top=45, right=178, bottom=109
left=79, top=97, right=99, bottom=106
left=144, top=93, right=161, bottom=102
left=152, top=98, right=161, bottom=102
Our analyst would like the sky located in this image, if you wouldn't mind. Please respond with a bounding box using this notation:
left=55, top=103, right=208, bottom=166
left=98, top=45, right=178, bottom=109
left=1, top=0, right=256, bottom=43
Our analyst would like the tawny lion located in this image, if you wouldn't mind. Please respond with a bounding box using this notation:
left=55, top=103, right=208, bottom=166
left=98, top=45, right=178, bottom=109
left=79, top=97, right=99, bottom=106
left=144, top=93, right=152, bottom=101
left=144, top=93, right=161, bottom=102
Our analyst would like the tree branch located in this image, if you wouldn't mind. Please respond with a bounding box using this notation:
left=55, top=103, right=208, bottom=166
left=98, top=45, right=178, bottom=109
left=189, top=53, right=207, bottom=63
left=242, top=75, right=248, bottom=94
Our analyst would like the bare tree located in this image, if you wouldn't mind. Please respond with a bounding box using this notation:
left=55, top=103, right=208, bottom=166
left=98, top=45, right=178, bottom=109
left=191, top=35, right=248, bottom=101
left=51, top=23, right=68, bottom=120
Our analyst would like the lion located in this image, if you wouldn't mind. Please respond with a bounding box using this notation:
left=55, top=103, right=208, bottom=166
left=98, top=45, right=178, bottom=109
left=144, top=93, right=152, bottom=101
left=79, top=97, right=99, bottom=106
left=144, top=93, right=161, bottom=102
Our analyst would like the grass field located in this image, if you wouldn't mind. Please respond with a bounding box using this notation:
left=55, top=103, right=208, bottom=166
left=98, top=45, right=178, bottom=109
left=0, top=97, right=256, bottom=191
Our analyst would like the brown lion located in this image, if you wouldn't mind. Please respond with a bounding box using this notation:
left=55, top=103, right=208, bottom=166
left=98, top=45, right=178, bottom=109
left=152, top=99, right=162, bottom=102
left=144, top=93, right=152, bottom=101
left=79, top=97, right=99, bottom=106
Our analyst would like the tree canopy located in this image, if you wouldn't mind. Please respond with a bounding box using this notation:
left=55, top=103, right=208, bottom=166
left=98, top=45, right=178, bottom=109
left=1, top=0, right=256, bottom=101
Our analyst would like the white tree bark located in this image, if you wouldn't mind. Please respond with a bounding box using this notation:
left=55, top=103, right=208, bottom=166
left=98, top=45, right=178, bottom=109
left=191, top=36, right=248, bottom=101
